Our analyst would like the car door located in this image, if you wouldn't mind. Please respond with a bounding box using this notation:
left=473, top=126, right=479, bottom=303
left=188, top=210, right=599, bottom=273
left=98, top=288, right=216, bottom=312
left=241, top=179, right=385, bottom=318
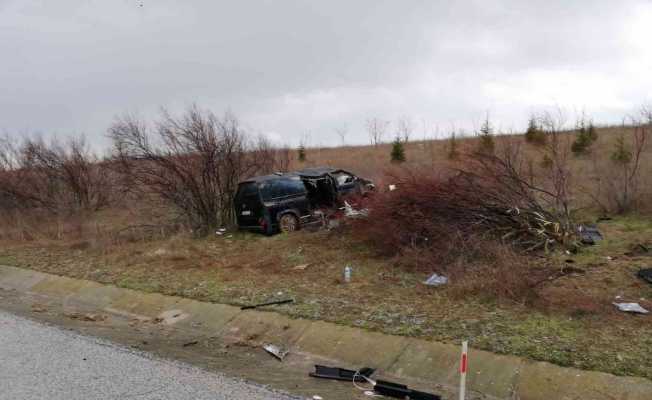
left=260, top=177, right=311, bottom=222
left=234, top=182, right=264, bottom=228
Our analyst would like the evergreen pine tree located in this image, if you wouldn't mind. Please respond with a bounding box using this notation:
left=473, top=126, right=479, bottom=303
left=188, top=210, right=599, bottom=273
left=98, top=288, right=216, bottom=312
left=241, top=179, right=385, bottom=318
left=610, top=134, right=631, bottom=164
left=525, top=115, right=546, bottom=145
left=390, top=136, right=406, bottom=163
left=571, top=118, right=597, bottom=155
left=297, top=144, right=306, bottom=162
left=477, top=115, right=495, bottom=154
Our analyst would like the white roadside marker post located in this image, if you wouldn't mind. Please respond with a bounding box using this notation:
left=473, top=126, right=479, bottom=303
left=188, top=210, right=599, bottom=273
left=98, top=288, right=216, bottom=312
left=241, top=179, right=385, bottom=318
left=459, top=340, right=468, bottom=400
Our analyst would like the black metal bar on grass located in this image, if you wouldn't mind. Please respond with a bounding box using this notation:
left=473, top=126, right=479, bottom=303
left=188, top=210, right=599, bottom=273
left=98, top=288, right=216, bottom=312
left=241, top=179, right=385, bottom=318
left=240, top=299, right=294, bottom=310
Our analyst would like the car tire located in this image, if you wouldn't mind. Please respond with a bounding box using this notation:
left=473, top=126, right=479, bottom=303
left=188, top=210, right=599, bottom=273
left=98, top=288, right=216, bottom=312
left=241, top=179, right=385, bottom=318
left=279, top=213, right=299, bottom=234
left=262, top=215, right=275, bottom=236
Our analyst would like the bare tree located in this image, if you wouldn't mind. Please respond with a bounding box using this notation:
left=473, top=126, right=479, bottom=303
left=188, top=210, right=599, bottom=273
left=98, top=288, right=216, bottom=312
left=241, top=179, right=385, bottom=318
left=109, top=105, right=270, bottom=235
left=366, top=117, right=388, bottom=146
left=0, top=134, right=111, bottom=214
left=396, top=116, right=414, bottom=143
left=274, top=146, right=291, bottom=172
left=537, top=109, right=574, bottom=232
left=334, top=124, right=348, bottom=146
left=605, top=108, right=649, bottom=213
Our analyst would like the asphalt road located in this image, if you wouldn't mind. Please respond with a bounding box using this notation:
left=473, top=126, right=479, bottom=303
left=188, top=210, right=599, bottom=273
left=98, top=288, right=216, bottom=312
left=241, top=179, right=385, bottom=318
left=0, top=311, right=297, bottom=400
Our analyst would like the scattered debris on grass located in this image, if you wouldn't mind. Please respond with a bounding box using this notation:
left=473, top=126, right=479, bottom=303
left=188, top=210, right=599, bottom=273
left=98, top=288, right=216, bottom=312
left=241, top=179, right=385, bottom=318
left=578, top=224, right=604, bottom=245
left=241, top=298, right=294, bottom=310
left=182, top=340, right=199, bottom=347
left=262, top=343, right=288, bottom=361
left=292, top=263, right=310, bottom=271
left=309, top=365, right=375, bottom=382
left=637, top=268, right=652, bottom=285
left=423, top=273, right=448, bottom=287
left=373, top=379, right=441, bottom=400
left=343, top=265, right=352, bottom=283
left=613, top=302, right=649, bottom=314
left=344, top=201, right=369, bottom=218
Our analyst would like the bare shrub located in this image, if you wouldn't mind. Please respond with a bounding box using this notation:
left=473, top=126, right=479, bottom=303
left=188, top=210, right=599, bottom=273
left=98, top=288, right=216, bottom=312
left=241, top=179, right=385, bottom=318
left=108, top=105, right=272, bottom=236
left=273, top=146, right=291, bottom=172
left=357, top=138, right=577, bottom=274
left=395, top=116, right=413, bottom=143
left=537, top=110, right=574, bottom=228
left=583, top=107, right=651, bottom=214
left=0, top=134, right=111, bottom=214
left=605, top=110, right=649, bottom=213
left=366, top=117, right=389, bottom=146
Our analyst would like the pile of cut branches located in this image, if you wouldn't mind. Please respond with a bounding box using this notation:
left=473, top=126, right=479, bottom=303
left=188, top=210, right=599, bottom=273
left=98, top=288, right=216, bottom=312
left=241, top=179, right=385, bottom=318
left=359, top=149, right=577, bottom=258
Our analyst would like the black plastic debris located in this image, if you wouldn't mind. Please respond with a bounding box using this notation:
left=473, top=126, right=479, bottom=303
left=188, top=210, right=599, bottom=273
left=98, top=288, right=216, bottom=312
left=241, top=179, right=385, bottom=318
left=374, top=380, right=441, bottom=400
left=638, top=268, right=652, bottom=285
left=578, top=224, right=603, bottom=245
left=309, top=365, right=375, bottom=382
left=241, top=299, right=294, bottom=310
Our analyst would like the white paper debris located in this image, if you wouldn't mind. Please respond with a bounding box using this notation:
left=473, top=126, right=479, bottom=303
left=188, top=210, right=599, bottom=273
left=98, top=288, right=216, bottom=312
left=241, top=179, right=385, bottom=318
left=613, top=302, right=649, bottom=314
left=263, top=343, right=288, bottom=360
left=424, top=273, right=448, bottom=286
left=344, top=201, right=369, bottom=218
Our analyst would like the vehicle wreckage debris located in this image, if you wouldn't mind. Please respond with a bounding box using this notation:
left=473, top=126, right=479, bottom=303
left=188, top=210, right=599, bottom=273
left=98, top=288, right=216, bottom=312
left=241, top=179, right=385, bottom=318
left=309, top=365, right=376, bottom=382
left=638, top=268, right=652, bottom=285
left=423, top=273, right=448, bottom=286
left=344, top=265, right=352, bottom=283
left=578, top=224, right=604, bottom=245
left=373, top=380, right=441, bottom=400
left=262, top=343, right=288, bottom=361
left=240, top=298, right=294, bottom=310
left=308, top=365, right=440, bottom=400
left=344, top=201, right=369, bottom=218
left=613, top=302, right=649, bottom=314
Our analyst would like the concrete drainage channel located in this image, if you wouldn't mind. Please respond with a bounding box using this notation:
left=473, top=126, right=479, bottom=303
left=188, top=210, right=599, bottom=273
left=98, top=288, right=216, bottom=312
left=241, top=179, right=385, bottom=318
left=1, top=265, right=651, bottom=400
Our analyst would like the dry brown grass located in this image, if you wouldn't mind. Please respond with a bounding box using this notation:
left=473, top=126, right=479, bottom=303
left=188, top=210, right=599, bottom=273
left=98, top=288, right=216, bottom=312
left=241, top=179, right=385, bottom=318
left=293, top=126, right=652, bottom=213
left=1, top=217, right=652, bottom=379
left=1, top=125, right=652, bottom=378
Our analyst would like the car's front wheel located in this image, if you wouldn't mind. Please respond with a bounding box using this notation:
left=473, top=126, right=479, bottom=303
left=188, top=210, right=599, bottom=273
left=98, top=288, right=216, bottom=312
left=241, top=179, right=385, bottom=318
left=279, top=213, right=299, bottom=234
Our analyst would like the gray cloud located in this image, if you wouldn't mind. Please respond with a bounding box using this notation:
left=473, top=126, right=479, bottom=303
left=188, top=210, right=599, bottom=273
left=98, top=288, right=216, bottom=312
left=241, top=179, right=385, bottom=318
left=1, top=0, right=651, bottom=148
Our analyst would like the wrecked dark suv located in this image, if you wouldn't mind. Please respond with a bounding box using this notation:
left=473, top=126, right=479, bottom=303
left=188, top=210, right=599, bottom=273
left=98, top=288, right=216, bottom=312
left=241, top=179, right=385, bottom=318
left=234, top=167, right=374, bottom=234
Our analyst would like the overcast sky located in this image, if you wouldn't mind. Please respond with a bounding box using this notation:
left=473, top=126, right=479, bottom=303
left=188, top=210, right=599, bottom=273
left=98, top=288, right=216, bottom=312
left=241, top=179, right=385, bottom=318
left=1, top=0, right=651, bottom=148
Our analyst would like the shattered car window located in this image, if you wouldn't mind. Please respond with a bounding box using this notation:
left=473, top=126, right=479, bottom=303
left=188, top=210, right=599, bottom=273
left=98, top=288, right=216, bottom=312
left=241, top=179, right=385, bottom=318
left=333, top=173, right=354, bottom=186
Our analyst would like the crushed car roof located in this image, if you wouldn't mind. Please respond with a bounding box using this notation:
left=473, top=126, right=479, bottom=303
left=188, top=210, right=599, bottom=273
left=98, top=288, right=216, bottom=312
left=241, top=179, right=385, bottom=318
left=240, top=167, right=347, bottom=184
